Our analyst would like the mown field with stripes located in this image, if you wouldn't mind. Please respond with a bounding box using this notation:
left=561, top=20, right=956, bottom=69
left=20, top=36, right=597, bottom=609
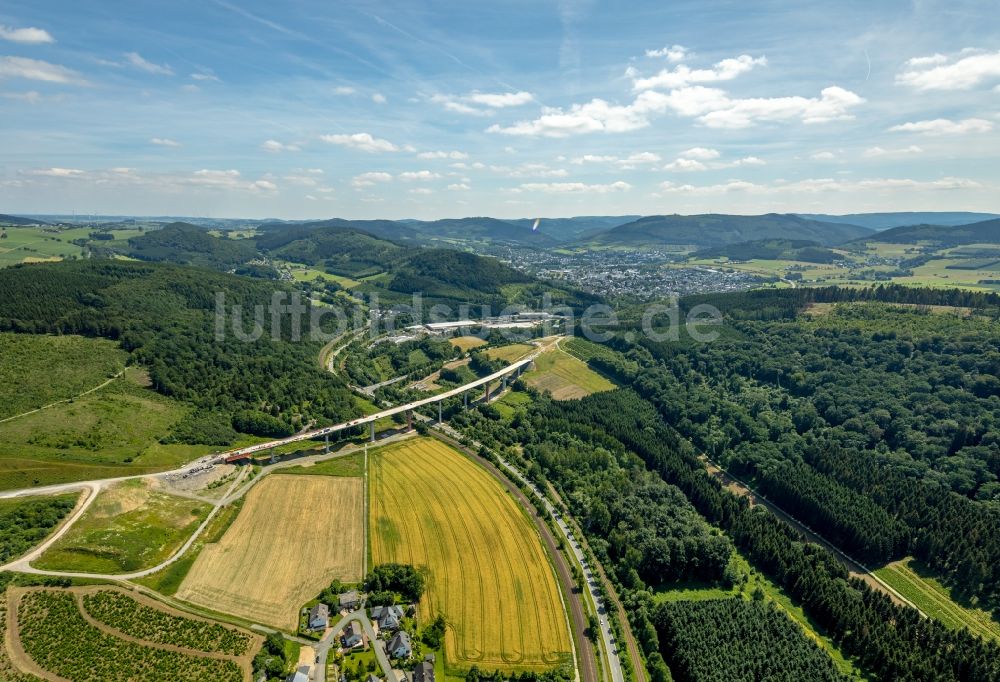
left=370, top=437, right=571, bottom=673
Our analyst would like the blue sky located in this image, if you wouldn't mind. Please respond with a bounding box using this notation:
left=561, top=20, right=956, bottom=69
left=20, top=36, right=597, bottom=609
left=1, top=0, right=998, bottom=219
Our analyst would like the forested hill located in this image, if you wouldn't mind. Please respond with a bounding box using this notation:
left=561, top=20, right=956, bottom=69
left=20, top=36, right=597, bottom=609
left=127, top=222, right=257, bottom=270
left=800, top=211, right=1000, bottom=230
left=0, top=260, right=359, bottom=440
left=583, top=213, right=872, bottom=248
left=256, top=217, right=418, bottom=243
left=862, top=218, right=1000, bottom=246
left=693, top=239, right=844, bottom=263
left=404, top=217, right=558, bottom=245
left=0, top=214, right=49, bottom=226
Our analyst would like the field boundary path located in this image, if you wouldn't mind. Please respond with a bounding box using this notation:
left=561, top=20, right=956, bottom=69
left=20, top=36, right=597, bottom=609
left=0, top=369, right=125, bottom=424
left=700, top=455, right=922, bottom=614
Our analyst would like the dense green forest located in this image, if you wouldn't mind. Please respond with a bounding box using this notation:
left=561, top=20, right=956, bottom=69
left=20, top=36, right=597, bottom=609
left=0, top=260, right=359, bottom=440
left=653, top=598, right=847, bottom=682
left=343, top=336, right=459, bottom=386
left=595, top=289, right=1000, bottom=609
left=127, top=222, right=258, bottom=271
left=0, top=495, right=77, bottom=563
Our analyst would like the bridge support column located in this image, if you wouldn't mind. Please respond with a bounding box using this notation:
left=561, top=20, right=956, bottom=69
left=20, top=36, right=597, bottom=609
left=370, top=422, right=375, bottom=442
left=464, top=391, right=468, bottom=410
left=324, top=434, right=329, bottom=454
left=438, top=401, right=443, bottom=423
left=502, top=375, right=508, bottom=391
left=484, top=382, right=490, bottom=403
left=406, top=409, right=413, bottom=431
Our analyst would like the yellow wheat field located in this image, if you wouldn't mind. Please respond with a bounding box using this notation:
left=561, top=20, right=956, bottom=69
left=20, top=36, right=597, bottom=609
left=370, top=438, right=571, bottom=672
left=176, top=475, right=364, bottom=629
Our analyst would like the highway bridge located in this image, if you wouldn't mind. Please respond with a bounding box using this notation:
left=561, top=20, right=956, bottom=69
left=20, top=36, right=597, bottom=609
left=223, top=352, right=535, bottom=462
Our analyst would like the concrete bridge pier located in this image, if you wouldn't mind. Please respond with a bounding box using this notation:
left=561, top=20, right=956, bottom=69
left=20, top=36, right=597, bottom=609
left=463, top=391, right=468, bottom=410
left=502, top=375, right=508, bottom=391
left=370, top=421, right=376, bottom=442
left=324, top=433, right=329, bottom=453
left=438, top=400, right=443, bottom=423
left=406, top=409, right=413, bottom=432
left=484, top=382, right=490, bottom=403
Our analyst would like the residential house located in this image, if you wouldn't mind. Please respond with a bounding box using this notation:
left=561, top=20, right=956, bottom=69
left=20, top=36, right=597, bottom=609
left=366, top=674, right=382, bottom=682
left=370, top=605, right=404, bottom=631
left=339, top=590, right=362, bottom=611
left=288, top=665, right=311, bottom=682
left=342, top=621, right=364, bottom=649
left=308, top=603, right=330, bottom=631
left=387, top=631, right=412, bottom=659
left=413, top=661, right=435, bottom=682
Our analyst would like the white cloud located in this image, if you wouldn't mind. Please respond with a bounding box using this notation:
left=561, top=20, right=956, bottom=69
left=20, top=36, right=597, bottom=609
left=489, top=85, right=863, bottom=136
left=432, top=90, right=534, bottom=115
left=398, top=170, right=441, bottom=181
left=320, top=132, right=399, bottom=152
left=333, top=86, right=356, bottom=95
left=645, top=45, right=687, bottom=62
left=447, top=183, right=470, bottom=191
left=261, top=139, right=301, bottom=153
left=408, top=188, right=433, bottom=195
left=731, top=156, right=765, bottom=166
left=516, top=181, right=632, bottom=194
left=251, top=179, right=277, bottom=191
left=150, top=137, right=181, bottom=147
left=124, top=52, right=173, bottom=76
left=190, top=169, right=241, bottom=187
left=417, top=150, right=468, bottom=160
left=372, top=92, right=386, bottom=103
left=678, top=147, right=720, bottom=160
left=889, top=118, right=993, bottom=135
left=664, top=158, right=708, bottom=172
left=26, top=167, right=85, bottom=177
left=467, top=91, right=533, bottom=107
left=190, top=72, right=220, bottom=82
left=863, top=145, right=923, bottom=158
left=490, top=163, right=568, bottom=178
left=897, top=49, right=1000, bottom=91
left=351, top=171, right=393, bottom=188
left=0, top=25, right=54, bottom=44
left=0, top=56, right=87, bottom=84
left=659, top=176, right=981, bottom=196
left=811, top=151, right=837, bottom=160
left=632, top=54, right=766, bottom=91
left=283, top=174, right=318, bottom=186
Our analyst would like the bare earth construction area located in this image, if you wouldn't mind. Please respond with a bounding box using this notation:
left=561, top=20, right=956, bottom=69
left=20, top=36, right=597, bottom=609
left=176, top=474, right=364, bottom=629
left=370, top=437, right=572, bottom=674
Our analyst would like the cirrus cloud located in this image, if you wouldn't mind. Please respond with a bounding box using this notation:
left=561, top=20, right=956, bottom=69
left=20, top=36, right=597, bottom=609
left=0, top=56, right=87, bottom=84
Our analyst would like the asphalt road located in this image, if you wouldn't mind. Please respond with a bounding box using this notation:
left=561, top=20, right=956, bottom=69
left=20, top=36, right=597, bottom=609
left=314, top=610, right=395, bottom=682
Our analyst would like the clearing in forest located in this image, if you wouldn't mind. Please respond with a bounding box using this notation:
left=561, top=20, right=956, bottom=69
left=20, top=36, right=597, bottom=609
left=176, top=475, right=364, bottom=629
left=523, top=350, right=615, bottom=400
left=369, top=437, right=572, bottom=673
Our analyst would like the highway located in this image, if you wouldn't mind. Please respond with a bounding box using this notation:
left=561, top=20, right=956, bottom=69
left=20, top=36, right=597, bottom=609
left=221, top=351, right=536, bottom=460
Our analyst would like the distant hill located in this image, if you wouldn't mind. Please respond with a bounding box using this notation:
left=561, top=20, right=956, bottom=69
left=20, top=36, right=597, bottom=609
left=256, top=218, right=417, bottom=243
left=127, top=222, right=257, bottom=270
left=585, top=214, right=871, bottom=249
left=0, top=214, right=49, bottom=226
left=255, top=225, right=407, bottom=277
left=505, top=216, right=641, bottom=240
left=864, top=218, right=1000, bottom=247
left=405, top=217, right=557, bottom=246
left=799, top=212, right=1000, bottom=231
left=694, top=239, right=845, bottom=264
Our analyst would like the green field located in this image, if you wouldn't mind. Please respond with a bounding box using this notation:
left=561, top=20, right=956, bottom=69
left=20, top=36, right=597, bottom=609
left=0, top=226, right=85, bottom=266
left=484, top=342, right=534, bottom=363
left=874, top=557, right=1000, bottom=642
left=34, top=479, right=210, bottom=573
left=282, top=452, right=365, bottom=477
left=135, top=497, right=246, bottom=596
left=0, top=333, right=128, bottom=421
left=523, top=349, right=615, bottom=400
left=0, top=368, right=220, bottom=491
